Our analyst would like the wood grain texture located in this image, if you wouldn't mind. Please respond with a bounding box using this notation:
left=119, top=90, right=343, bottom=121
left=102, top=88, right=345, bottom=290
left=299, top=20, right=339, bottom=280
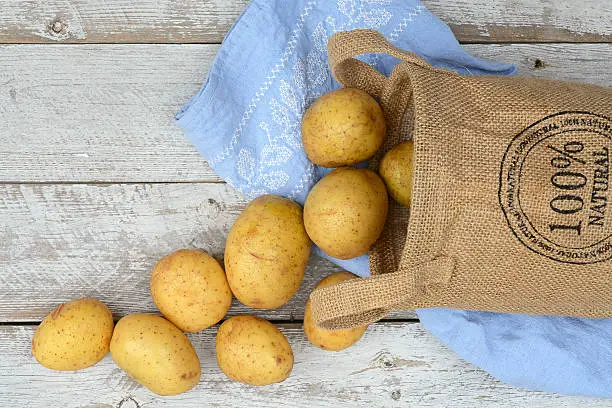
left=2, top=323, right=610, bottom=407
left=0, top=44, right=220, bottom=183
left=426, top=0, right=612, bottom=43
left=1, top=1, right=610, bottom=405
left=0, top=0, right=250, bottom=44
left=0, top=183, right=415, bottom=322
left=0, top=0, right=609, bottom=44
left=0, top=43, right=610, bottom=183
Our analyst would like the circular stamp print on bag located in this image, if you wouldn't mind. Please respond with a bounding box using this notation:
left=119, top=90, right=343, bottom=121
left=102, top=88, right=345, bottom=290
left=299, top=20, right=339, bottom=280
left=499, top=111, right=612, bottom=264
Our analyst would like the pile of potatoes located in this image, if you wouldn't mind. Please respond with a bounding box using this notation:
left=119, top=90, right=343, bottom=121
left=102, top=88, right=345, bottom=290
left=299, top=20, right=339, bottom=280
left=31, top=87, right=413, bottom=396
left=302, top=88, right=414, bottom=258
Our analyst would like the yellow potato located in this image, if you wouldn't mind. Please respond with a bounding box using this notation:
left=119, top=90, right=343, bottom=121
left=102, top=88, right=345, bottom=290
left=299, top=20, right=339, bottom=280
left=304, top=167, right=388, bottom=259
left=224, top=195, right=310, bottom=309
left=32, top=298, right=114, bottom=371
left=216, top=316, right=293, bottom=385
left=151, top=249, right=232, bottom=332
left=302, top=88, right=386, bottom=167
left=110, top=314, right=201, bottom=396
left=379, top=140, right=414, bottom=207
left=304, top=272, right=368, bottom=351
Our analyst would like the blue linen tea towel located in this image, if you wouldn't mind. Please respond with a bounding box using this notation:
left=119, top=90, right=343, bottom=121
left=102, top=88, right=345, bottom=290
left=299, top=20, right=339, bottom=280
left=176, top=0, right=612, bottom=398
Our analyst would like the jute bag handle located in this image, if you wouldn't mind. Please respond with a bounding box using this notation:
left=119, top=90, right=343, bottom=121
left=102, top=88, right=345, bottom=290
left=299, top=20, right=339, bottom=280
left=327, top=29, right=432, bottom=99
left=310, top=257, right=455, bottom=329
left=309, top=30, right=455, bottom=330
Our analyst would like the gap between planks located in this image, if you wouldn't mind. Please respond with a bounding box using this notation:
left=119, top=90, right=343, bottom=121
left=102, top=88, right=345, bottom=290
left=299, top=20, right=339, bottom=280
left=0, top=317, right=421, bottom=326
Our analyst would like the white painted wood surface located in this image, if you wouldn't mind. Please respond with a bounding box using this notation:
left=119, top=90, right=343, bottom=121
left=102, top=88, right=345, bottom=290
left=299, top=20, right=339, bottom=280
left=0, top=0, right=250, bottom=44
left=0, top=43, right=610, bottom=183
left=0, top=0, right=609, bottom=43
left=425, top=0, right=612, bottom=43
left=1, top=0, right=611, bottom=405
left=2, top=323, right=610, bottom=408
left=0, top=183, right=416, bottom=322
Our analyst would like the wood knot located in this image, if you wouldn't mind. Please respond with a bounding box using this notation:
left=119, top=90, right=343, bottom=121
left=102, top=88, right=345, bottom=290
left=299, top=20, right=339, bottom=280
left=51, top=20, right=65, bottom=34
left=391, top=390, right=401, bottom=400
left=117, top=397, right=140, bottom=408
left=533, top=58, right=545, bottom=70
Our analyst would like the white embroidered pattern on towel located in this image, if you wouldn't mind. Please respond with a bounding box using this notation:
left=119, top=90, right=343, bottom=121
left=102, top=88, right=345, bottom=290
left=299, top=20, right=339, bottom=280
left=212, top=0, right=425, bottom=201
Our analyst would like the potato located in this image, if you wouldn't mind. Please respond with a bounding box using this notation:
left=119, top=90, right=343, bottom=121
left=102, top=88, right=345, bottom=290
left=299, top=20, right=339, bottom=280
left=216, top=316, right=293, bottom=385
left=304, top=272, right=368, bottom=351
left=32, top=298, right=113, bottom=371
left=379, top=140, right=414, bottom=207
left=224, top=194, right=310, bottom=309
left=304, top=167, right=388, bottom=259
left=302, top=88, right=386, bottom=167
left=151, top=249, right=232, bottom=332
left=110, top=314, right=201, bottom=396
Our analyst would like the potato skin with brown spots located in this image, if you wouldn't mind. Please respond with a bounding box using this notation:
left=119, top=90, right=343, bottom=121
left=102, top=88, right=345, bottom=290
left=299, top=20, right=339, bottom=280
left=216, top=316, right=293, bottom=385
left=32, top=298, right=113, bottom=371
left=150, top=249, right=232, bottom=332
left=110, top=314, right=201, bottom=396
left=304, top=167, right=388, bottom=259
left=302, top=88, right=386, bottom=167
left=224, top=195, right=311, bottom=309
left=379, top=140, right=414, bottom=207
left=304, top=272, right=368, bottom=351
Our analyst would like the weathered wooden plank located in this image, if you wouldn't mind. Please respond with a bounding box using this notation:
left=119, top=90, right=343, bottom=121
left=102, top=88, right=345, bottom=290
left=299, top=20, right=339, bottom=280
left=0, top=0, right=250, bottom=44
left=464, top=43, right=612, bottom=82
left=0, top=183, right=415, bottom=322
left=0, top=43, right=610, bottom=183
left=1, top=323, right=609, bottom=407
left=427, top=0, right=612, bottom=43
left=0, top=0, right=609, bottom=44
left=0, top=44, right=220, bottom=183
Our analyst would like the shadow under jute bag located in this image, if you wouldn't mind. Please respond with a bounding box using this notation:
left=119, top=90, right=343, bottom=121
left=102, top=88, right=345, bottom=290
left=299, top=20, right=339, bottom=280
left=310, top=29, right=612, bottom=330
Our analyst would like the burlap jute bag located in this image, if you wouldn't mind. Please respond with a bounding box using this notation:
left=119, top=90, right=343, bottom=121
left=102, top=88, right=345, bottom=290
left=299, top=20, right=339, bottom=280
left=310, top=29, right=612, bottom=330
